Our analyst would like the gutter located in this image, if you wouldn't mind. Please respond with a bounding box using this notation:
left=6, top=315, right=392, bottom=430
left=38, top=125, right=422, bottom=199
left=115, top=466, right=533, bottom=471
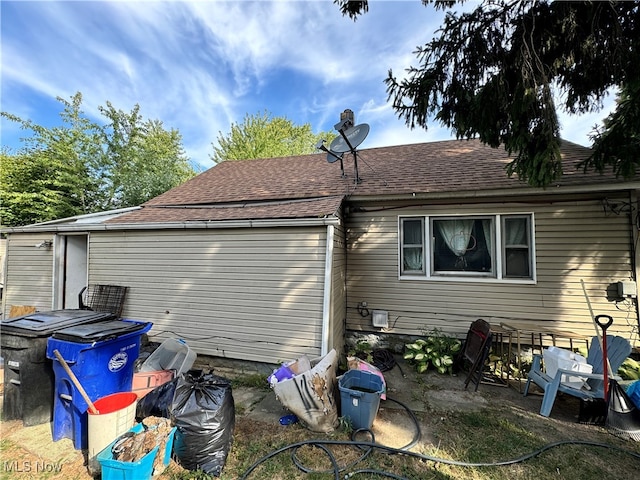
left=2, top=216, right=341, bottom=234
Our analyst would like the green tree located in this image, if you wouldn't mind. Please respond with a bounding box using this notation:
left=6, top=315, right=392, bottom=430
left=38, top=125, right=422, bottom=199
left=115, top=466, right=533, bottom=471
left=1, top=93, right=103, bottom=224
left=1, top=92, right=196, bottom=226
left=211, top=111, right=335, bottom=163
left=336, top=0, right=640, bottom=187
left=0, top=149, right=75, bottom=226
left=99, top=103, right=194, bottom=208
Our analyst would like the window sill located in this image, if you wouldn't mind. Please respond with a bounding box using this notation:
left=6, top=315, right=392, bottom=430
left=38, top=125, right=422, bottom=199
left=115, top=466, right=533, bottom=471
left=399, top=275, right=536, bottom=285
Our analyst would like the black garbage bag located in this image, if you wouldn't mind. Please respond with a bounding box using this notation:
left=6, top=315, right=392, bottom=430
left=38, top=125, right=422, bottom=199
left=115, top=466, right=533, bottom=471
left=170, top=370, right=235, bottom=477
left=135, top=377, right=178, bottom=420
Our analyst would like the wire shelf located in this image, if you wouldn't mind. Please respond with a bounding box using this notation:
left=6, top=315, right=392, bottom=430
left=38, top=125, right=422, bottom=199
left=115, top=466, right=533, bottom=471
left=79, top=284, right=128, bottom=317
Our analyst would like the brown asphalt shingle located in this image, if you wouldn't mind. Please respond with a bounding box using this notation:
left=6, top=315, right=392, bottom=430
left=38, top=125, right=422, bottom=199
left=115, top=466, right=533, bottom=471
left=110, top=139, right=631, bottom=224
left=108, top=196, right=344, bottom=223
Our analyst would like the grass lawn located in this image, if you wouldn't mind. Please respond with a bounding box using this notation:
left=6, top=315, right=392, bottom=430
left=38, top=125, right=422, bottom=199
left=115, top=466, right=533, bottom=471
left=165, top=389, right=640, bottom=479
left=2, top=369, right=639, bottom=480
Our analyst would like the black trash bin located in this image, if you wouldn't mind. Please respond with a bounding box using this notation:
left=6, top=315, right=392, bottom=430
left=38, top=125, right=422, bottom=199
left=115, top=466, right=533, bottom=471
left=0, top=309, right=116, bottom=426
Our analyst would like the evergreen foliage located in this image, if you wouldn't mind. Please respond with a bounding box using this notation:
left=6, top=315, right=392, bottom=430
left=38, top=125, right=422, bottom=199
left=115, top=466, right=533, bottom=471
left=336, top=0, right=640, bottom=186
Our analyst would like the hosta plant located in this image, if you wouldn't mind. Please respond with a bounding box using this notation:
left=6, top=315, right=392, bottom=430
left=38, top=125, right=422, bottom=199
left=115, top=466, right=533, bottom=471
left=404, top=329, right=462, bottom=374
left=347, top=340, right=373, bottom=364
left=619, top=357, right=640, bottom=380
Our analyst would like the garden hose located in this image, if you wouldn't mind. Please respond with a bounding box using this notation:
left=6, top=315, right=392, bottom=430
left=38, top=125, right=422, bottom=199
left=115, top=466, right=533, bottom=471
left=372, top=349, right=405, bottom=377
left=239, top=437, right=640, bottom=479
left=379, top=396, right=421, bottom=451
left=290, top=430, right=374, bottom=476
left=239, top=349, right=640, bottom=478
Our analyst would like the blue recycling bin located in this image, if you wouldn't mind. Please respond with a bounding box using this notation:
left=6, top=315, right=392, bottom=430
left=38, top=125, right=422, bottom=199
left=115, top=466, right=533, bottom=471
left=46, top=319, right=152, bottom=450
left=339, top=369, right=384, bottom=430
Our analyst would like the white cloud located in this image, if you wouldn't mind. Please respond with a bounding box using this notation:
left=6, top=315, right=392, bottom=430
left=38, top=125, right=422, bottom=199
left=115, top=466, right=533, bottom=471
left=0, top=0, right=619, bottom=168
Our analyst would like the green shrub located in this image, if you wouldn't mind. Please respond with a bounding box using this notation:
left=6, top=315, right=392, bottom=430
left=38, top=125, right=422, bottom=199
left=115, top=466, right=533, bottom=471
left=347, top=340, right=373, bottom=363
left=403, top=328, right=461, bottom=374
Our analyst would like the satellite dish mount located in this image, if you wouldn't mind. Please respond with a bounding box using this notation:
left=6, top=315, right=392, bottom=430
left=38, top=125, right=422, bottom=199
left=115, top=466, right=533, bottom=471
left=316, top=139, right=346, bottom=177
left=317, top=109, right=369, bottom=184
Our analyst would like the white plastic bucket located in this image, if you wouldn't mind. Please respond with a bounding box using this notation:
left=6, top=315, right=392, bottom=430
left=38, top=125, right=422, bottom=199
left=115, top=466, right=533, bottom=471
left=87, top=392, right=138, bottom=475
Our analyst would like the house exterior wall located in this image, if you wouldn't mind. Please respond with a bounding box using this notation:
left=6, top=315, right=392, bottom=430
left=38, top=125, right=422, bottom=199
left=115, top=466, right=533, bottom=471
left=2, top=234, right=55, bottom=316
left=345, top=194, right=640, bottom=348
left=86, top=227, right=328, bottom=364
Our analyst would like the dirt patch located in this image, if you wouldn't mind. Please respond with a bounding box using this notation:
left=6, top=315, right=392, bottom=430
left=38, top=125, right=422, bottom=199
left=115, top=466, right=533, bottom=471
left=0, top=419, right=186, bottom=480
left=372, top=407, right=432, bottom=448
left=427, top=389, right=489, bottom=412
left=1, top=421, right=88, bottom=479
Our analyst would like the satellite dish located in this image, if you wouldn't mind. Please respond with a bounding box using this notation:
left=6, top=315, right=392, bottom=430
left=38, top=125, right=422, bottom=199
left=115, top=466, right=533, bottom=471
left=327, top=151, right=342, bottom=164
left=317, top=138, right=343, bottom=164
left=329, top=123, right=370, bottom=153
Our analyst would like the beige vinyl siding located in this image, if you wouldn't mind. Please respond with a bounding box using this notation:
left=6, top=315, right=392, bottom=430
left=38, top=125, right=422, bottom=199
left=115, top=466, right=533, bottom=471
left=2, top=234, right=55, bottom=317
left=87, top=227, right=327, bottom=364
left=346, top=196, right=639, bottom=347
left=329, top=222, right=347, bottom=356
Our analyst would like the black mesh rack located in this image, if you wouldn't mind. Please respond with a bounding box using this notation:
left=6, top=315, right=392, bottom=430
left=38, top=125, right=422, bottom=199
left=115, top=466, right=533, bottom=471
left=79, top=284, right=128, bottom=317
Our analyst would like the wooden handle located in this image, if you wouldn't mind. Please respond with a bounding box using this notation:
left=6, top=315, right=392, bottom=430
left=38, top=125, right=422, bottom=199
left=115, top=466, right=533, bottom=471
left=581, top=279, right=613, bottom=376
left=53, top=349, right=99, bottom=415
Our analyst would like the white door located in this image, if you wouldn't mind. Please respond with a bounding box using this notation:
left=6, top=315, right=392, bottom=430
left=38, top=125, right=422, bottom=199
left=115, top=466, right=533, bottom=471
left=54, top=234, right=88, bottom=309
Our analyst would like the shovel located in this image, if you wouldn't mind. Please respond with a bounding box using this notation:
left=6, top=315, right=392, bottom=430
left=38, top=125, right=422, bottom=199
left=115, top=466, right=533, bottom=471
left=594, top=315, right=613, bottom=400
left=53, top=349, right=99, bottom=414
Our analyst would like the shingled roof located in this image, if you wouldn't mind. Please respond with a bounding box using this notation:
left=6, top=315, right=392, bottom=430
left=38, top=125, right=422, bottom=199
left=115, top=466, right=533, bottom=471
left=110, top=138, right=634, bottom=224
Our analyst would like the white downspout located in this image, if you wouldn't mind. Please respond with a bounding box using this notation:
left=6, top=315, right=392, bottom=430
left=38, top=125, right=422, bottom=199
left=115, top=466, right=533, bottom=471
left=321, top=225, right=335, bottom=356
left=632, top=192, right=640, bottom=336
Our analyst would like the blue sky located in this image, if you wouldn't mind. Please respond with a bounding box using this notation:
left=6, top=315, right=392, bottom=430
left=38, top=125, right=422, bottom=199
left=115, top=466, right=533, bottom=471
left=1, top=0, right=616, bottom=170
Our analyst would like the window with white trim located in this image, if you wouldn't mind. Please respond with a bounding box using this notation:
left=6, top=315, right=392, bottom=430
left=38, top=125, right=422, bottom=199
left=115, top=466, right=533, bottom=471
left=399, top=214, right=535, bottom=281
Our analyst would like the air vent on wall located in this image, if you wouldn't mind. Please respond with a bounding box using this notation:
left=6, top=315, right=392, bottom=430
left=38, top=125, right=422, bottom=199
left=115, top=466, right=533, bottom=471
left=372, top=310, right=388, bottom=328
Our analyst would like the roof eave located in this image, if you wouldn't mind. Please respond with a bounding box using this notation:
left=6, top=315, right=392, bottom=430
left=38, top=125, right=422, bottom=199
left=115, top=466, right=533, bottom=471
left=348, top=182, right=640, bottom=203
left=2, top=216, right=341, bottom=234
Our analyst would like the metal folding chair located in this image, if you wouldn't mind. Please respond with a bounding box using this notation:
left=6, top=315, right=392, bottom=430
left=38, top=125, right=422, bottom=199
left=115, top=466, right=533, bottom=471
left=461, top=318, right=493, bottom=391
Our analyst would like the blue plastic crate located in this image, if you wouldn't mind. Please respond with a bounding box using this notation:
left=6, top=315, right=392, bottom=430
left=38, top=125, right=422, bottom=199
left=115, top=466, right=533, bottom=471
left=97, top=422, right=176, bottom=480
left=627, top=380, right=640, bottom=409
left=338, top=369, right=384, bottom=430
left=46, top=320, right=152, bottom=449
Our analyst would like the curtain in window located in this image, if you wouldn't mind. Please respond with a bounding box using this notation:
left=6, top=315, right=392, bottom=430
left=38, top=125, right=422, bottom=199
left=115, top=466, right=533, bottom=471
left=504, top=217, right=530, bottom=277
left=403, top=220, right=423, bottom=271
left=404, top=248, right=423, bottom=270
left=482, top=219, right=492, bottom=253
left=505, top=218, right=527, bottom=245
left=437, top=219, right=474, bottom=257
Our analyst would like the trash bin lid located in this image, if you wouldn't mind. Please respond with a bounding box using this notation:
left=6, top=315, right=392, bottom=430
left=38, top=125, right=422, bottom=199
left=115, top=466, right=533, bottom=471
left=1, top=309, right=117, bottom=337
left=51, top=320, right=149, bottom=343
